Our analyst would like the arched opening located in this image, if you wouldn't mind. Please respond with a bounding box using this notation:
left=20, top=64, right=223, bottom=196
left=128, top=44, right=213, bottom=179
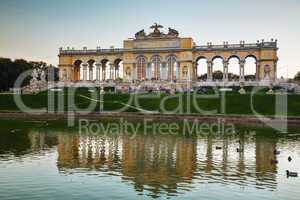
left=136, top=56, right=147, bottom=80
left=244, top=56, right=257, bottom=81
left=87, top=59, right=95, bottom=81
left=196, top=57, right=208, bottom=81
left=114, top=58, right=123, bottom=80
left=150, top=55, right=161, bottom=80
left=227, top=56, right=240, bottom=81
left=101, top=59, right=109, bottom=81
left=212, top=56, right=224, bottom=81
left=74, top=60, right=82, bottom=81
left=166, top=55, right=177, bottom=81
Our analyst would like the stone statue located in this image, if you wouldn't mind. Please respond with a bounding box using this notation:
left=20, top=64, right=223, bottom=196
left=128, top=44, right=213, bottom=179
left=149, top=23, right=164, bottom=37
left=238, top=82, right=246, bottom=94
left=168, top=27, right=179, bottom=37
left=40, top=70, right=46, bottom=82
left=31, top=69, right=39, bottom=82
left=150, top=23, right=163, bottom=33
left=134, top=23, right=179, bottom=39
left=264, top=65, right=271, bottom=80
left=135, top=29, right=146, bottom=38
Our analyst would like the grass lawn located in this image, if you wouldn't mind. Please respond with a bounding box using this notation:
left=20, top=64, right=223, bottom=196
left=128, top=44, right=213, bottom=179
left=0, top=88, right=299, bottom=116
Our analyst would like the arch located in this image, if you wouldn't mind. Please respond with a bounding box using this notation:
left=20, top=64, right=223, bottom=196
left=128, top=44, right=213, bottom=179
left=87, top=59, right=95, bottom=81
left=166, top=54, right=177, bottom=61
left=244, top=56, right=257, bottom=81
left=114, top=58, right=122, bottom=65
left=114, top=58, right=123, bottom=80
left=136, top=56, right=147, bottom=80
left=74, top=59, right=82, bottom=66
left=150, top=55, right=162, bottom=80
left=196, top=57, right=208, bottom=81
left=150, top=54, right=163, bottom=62
left=227, top=57, right=240, bottom=81
left=195, top=56, right=208, bottom=63
left=244, top=54, right=257, bottom=61
left=166, top=55, right=177, bottom=80
left=212, top=57, right=224, bottom=81
left=87, top=59, right=95, bottom=66
left=227, top=55, right=241, bottom=62
left=211, top=55, right=224, bottom=62
left=136, top=55, right=148, bottom=62
left=100, top=59, right=109, bottom=81
left=101, top=58, right=109, bottom=66
left=73, top=60, right=82, bottom=81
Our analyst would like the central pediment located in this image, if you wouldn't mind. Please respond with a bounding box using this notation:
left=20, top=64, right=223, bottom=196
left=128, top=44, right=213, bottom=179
left=123, top=24, right=193, bottom=50
left=133, top=38, right=181, bottom=49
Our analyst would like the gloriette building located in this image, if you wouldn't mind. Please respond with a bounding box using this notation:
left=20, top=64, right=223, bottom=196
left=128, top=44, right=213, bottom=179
left=58, top=23, right=278, bottom=87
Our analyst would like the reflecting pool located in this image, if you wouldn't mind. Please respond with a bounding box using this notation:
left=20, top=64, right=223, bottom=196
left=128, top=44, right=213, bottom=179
left=0, top=120, right=300, bottom=199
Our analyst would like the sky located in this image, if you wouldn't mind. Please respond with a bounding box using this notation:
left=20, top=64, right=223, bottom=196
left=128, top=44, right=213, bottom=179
left=0, top=0, right=299, bottom=78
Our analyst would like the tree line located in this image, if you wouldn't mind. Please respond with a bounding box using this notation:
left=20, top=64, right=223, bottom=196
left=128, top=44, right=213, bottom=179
left=0, top=57, right=59, bottom=92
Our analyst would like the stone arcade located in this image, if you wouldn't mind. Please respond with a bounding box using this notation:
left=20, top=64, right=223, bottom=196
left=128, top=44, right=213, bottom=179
left=58, top=23, right=278, bottom=89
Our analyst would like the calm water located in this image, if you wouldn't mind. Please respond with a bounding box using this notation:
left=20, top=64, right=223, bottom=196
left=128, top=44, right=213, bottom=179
left=0, top=120, right=300, bottom=200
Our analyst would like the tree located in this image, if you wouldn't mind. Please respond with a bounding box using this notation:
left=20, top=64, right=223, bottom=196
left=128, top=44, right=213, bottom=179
left=198, top=73, right=207, bottom=81
left=213, top=70, right=223, bottom=80
left=228, top=73, right=239, bottom=81
left=245, top=75, right=256, bottom=81
left=0, top=57, right=57, bottom=92
left=294, top=71, right=300, bottom=81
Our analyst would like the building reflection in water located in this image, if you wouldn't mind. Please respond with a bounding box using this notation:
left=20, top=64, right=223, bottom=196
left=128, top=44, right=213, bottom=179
left=0, top=129, right=279, bottom=197
left=0, top=129, right=57, bottom=156
left=54, top=132, right=279, bottom=196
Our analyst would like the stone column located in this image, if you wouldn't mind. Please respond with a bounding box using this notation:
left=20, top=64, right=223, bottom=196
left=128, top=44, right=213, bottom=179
left=133, top=63, right=137, bottom=80
left=274, top=60, right=277, bottom=81
left=207, top=61, right=213, bottom=81
left=194, top=62, right=198, bottom=81
left=223, top=60, right=228, bottom=82
left=89, top=66, right=93, bottom=81
left=109, top=63, right=114, bottom=80
left=255, top=61, right=260, bottom=81
left=82, top=63, right=88, bottom=81
left=95, top=63, right=101, bottom=81
left=176, top=61, right=181, bottom=80
left=239, top=60, right=245, bottom=82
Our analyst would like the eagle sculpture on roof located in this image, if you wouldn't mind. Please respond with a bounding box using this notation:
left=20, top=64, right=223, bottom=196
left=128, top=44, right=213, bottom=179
left=150, top=23, right=164, bottom=33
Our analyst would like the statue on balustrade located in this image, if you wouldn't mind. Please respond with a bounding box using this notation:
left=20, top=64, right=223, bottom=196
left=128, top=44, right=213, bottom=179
left=168, top=27, right=179, bottom=37
left=135, top=29, right=146, bottom=39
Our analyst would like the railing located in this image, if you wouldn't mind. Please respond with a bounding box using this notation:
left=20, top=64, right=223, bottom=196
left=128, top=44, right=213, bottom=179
left=195, top=42, right=277, bottom=50
left=59, top=48, right=124, bottom=55
left=59, top=42, right=277, bottom=55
